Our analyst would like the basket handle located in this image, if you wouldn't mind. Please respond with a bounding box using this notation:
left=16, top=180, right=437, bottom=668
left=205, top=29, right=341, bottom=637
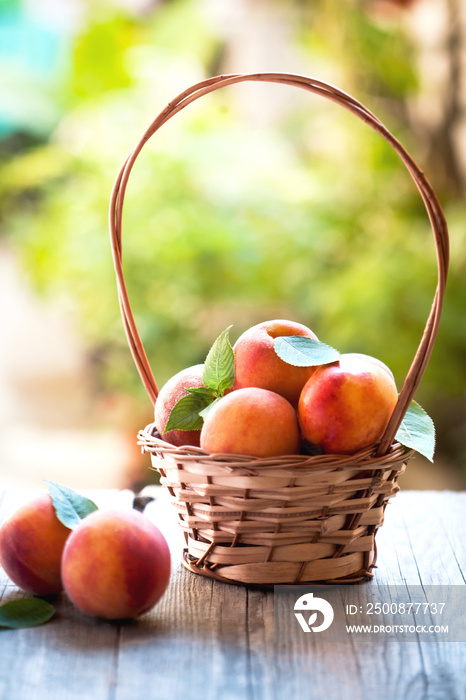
left=109, top=72, right=449, bottom=456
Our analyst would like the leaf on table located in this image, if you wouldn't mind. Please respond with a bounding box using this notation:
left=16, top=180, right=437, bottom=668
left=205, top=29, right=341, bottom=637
left=395, top=400, right=436, bottom=462
left=45, top=480, right=99, bottom=530
left=0, top=598, right=55, bottom=629
left=274, top=336, right=340, bottom=367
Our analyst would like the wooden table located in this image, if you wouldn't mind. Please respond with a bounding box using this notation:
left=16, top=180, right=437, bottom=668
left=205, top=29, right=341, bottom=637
left=1, top=487, right=465, bottom=700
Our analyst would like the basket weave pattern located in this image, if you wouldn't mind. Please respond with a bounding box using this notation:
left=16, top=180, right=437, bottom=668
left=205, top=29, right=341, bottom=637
left=139, top=427, right=412, bottom=584
left=110, top=73, right=449, bottom=587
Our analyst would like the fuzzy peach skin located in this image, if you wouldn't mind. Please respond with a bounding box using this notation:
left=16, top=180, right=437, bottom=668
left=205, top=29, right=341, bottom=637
left=61, top=509, right=171, bottom=620
left=342, top=353, right=395, bottom=381
left=0, top=494, right=71, bottom=595
left=298, top=353, right=398, bottom=455
left=233, top=319, right=319, bottom=406
left=154, top=363, right=204, bottom=446
left=200, top=387, right=301, bottom=458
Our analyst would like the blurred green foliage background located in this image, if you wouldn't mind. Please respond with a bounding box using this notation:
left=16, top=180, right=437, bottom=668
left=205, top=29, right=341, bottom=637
left=1, top=0, right=465, bottom=478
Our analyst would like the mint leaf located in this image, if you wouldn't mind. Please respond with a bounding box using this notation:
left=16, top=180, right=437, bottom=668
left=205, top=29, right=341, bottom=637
left=0, top=598, right=55, bottom=629
left=202, top=326, right=235, bottom=393
left=274, top=336, right=340, bottom=367
left=164, top=392, right=213, bottom=433
left=45, top=481, right=98, bottom=530
left=198, top=397, right=221, bottom=422
left=185, top=386, right=217, bottom=400
left=162, top=326, right=236, bottom=436
left=395, top=400, right=436, bottom=462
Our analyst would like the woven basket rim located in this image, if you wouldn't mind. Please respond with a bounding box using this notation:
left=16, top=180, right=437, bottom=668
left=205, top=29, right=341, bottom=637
left=138, top=421, right=414, bottom=472
left=109, top=72, right=450, bottom=458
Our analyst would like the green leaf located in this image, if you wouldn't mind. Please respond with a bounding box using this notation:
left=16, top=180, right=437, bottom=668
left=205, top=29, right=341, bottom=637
left=273, top=336, right=340, bottom=367
left=45, top=481, right=99, bottom=530
left=164, top=392, right=214, bottom=433
left=0, top=598, right=55, bottom=629
left=198, top=397, right=221, bottom=422
left=202, top=326, right=235, bottom=394
left=395, top=400, right=436, bottom=462
left=185, top=386, right=217, bottom=400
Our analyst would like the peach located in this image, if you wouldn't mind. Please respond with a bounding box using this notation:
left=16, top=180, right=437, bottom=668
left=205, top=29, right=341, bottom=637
left=233, top=319, right=319, bottom=406
left=298, top=353, right=398, bottom=455
left=0, top=493, right=71, bottom=595
left=61, top=508, right=171, bottom=620
left=342, top=353, right=395, bottom=381
left=200, top=387, right=300, bottom=458
left=154, top=363, right=204, bottom=446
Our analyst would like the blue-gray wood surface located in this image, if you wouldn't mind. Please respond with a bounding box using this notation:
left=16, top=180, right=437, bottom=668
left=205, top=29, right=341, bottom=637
left=0, top=488, right=465, bottom=700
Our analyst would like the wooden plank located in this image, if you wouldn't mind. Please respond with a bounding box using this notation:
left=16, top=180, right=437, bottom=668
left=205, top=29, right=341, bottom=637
left=128, top=489, right=366, bottom=700
left=434, top=491, right=466, bottom=583
left=396, top=491, right=466, bottom=700
left=368, top=491, right=466, bottom=700
left=0, top=595, right=123, bottom=700
left=115, top=571, right=251, bottom=700
left=0, top=489, right=465, bottom=700
left=93, top=491, right=285, bottom=700
left=111, top=490, right=252, bottom=700
left=369, top=494, right=434, bottom=699
left=374, top=492, right=423, bottom=584
left=397, top=491, right=465, bottom=585
left=251, top=491, right=465, bottom=700
left=253, top=504, right=419, bottom=700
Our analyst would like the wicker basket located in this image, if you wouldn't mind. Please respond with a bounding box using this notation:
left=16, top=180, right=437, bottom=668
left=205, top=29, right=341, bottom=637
left=109, top=73, right=449, bottom=586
